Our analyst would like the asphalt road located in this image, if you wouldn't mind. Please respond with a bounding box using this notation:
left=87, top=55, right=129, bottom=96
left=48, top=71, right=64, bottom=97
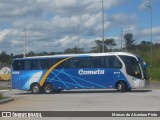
left=0, top=83, right=160, bottom=120
left=1, top=88, right=160, bottom=111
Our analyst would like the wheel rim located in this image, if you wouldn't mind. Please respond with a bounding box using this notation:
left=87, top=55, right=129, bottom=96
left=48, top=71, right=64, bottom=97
left=45, top=86, right=52, bottom=93
left=33, top=86, right=39, bottom=93
left=118, top=84, right=122, bottom=91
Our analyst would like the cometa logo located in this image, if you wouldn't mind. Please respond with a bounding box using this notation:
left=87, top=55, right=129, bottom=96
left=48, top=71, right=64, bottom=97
left=78, top=69, right=105, bottom=75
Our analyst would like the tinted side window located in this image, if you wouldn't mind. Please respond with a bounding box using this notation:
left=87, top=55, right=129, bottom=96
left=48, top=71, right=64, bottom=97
left=55, top=58, right=69, bottom=69
left=13, top=60, right=24, bottom=70
left=13, top=59, right=54, bottom=70
left=36, top=59, right=54, bottom=70
left=104, top=56, right=122, bottom=69
left=70, top=58, right=86, bottom=68
left=24, top=60, right=37, bottom=70
left=87, top=57, right=104, bottom=68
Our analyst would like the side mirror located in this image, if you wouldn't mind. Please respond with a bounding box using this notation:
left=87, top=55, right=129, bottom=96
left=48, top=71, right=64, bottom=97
left=143, top=62, right=147, bottom=69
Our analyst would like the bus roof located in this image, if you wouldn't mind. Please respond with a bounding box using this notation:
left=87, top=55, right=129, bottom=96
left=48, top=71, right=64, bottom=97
left=14, top=52, right=137, bottom=60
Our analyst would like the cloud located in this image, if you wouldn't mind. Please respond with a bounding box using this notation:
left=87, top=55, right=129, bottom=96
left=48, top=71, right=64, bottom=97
left=138, top=0, right=153, bottom=10
left=112, top=13, right=136, bottom=25
left=152, top=26, right=160, bottom=35
left=0, top=29, right=11, bottom=42
left=141, top=26, right=160, bottom=36
left=11, top=39, right=23, bottom=46
left=155, top=36, right=160, bottom=43
left=1, top=0, right=158, bottom=54
left=0, top=1, right=42, bottom=22
left=43, top=0, right=126, bottom=16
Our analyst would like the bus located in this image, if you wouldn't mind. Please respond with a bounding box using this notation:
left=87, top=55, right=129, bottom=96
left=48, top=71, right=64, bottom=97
left=11, top=52, right=149, bottom=94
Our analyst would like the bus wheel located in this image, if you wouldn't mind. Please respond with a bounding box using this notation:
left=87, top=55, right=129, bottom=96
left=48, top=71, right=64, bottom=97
left=117, top=82, right=126, bottom=92
left=31, top=84, right=41, bottom=94
left=43, top=83, right=53, bottom=94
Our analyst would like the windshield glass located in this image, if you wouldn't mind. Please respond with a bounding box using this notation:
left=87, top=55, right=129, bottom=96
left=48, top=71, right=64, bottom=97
left=119, top=55, right=142, bottom=79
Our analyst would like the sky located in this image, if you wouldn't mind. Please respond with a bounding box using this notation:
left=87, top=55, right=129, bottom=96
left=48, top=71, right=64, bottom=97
left=0, top=0, right=160, bottom=55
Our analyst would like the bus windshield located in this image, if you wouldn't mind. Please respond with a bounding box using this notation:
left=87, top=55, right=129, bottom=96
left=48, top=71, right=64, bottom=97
left=119, top=55, right=142, bottom=79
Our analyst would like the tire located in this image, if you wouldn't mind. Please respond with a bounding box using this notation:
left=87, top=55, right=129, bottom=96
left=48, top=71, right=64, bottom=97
left=117, top=82, right=126, bottom=92
left=43, top=83, right=53, bottom=94
left=31, top=84, right=41, bottom=94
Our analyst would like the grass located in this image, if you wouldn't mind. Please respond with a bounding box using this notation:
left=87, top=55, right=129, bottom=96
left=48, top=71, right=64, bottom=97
left=0, top=87, right=10, bottom=100
left=0, top=93, right=2, bottom=99
left=0, top=87, right=11, bottom=90
left=0, top=93, right=10, bottom=100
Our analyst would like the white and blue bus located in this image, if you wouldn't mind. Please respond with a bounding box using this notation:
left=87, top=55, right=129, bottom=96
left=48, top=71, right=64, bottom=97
left=11, top=52, right=149, bottom=94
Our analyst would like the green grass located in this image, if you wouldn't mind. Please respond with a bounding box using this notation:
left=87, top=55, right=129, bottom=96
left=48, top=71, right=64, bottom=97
left=0, top=93, right=10, bottom=100
left=0, top=87, right=10, bottom=90
left=0, top=87, right=10, bottom=100
left=0, top=93, right=3, bottom=99
left=149, top=48, right=160, bottom=81
left=0, top=94, right=2, bottom=99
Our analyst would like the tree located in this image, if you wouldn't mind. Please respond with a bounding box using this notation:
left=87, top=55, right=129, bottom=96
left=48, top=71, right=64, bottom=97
left=92, top=38, right=116, bottom=52
left=104, top=38, right=116, bottom=51
left=0, top=51, right=11, bottom=65
left=27, top=51, right=36, bottom=57
left=124, top=33, right=135, bottom=52
left=64, top=46, right=84, bottom=54
left=92, top=40, right=102, bottom=53
left=140, top=41, right=152, bottom=47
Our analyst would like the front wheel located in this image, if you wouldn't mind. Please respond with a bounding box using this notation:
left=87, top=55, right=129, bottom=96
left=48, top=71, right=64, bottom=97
left=31, top=84, right=41, bottom=94
left=117, top=82, right=126, bottom=92
left=43, top=83, right=53, bottom=94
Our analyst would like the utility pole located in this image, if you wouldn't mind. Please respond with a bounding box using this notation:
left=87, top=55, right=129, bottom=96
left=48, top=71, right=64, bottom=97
left=83, top=36, right=86, bottom=53
left=24, top=28, right=26, bottom=58
left=121, top=27, right=123, bottom=51
left=101, top=0, right=105, bottom=53
left=78, top=24, right=80, bottom=53
left=147, top=6, right=153, bottom=72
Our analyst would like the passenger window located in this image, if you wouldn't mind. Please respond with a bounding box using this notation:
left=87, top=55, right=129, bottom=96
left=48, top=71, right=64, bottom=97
left=13, top=59, right=54, bottom=70
left=24, top=60, right=37, bottom=70
left=87, top=57, right=104, bottom=68
left=46, top=59, right=54, bottom=68
left=55, top=58, right=69, bottom=69
left=105, top=56, right=122, bottom=69
left=70, top=58, right=86, bottom=68
left=13, top=60, right=24, bottom=70
left=36, top=59, right=54, bottom=70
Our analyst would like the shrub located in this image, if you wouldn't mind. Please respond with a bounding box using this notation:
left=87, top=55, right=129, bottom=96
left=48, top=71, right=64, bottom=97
left=0, top=93, right=2, bottom=99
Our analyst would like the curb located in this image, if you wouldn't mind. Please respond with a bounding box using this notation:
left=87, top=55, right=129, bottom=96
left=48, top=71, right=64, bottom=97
left=0, top=97, right=14, bottom=104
